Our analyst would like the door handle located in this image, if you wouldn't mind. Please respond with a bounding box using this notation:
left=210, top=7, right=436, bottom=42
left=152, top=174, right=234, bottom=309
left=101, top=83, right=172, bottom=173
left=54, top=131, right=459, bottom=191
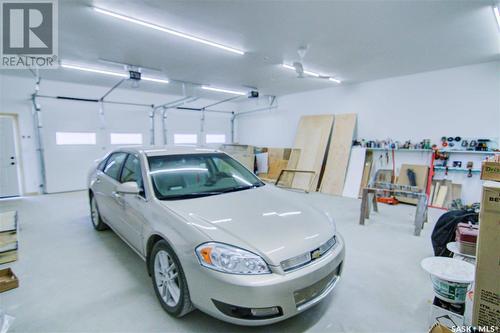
left=112, top=191, right=121, bottom=199
left=10, top=162, right=15, bottom=165
left=95, top=178, right=101, bottom=183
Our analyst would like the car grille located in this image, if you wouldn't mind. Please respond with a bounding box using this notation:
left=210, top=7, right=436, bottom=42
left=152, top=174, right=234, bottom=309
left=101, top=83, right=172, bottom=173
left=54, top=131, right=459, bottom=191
left=280, top=235, right=336, bottom=272
left=294, top=269, right=338, bottom=308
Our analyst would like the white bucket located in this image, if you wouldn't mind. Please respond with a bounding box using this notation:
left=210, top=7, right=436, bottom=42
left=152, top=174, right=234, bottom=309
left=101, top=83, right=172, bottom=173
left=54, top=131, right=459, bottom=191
left=421, top=257, right=475, bottom=304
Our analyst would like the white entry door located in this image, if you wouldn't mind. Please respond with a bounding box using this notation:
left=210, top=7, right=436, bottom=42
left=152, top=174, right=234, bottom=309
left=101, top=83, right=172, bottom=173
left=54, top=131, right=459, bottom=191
left=0, top=116, right=20, bottom=197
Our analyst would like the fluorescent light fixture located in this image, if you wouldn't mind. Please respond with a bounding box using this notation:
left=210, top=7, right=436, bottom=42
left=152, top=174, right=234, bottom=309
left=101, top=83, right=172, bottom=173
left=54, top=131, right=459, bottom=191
left=494, top=6, right=500, bottom=30
left=201, top=85, right=246, bottom=95
left=141, top=76, right=169, bottom=84
left=93, top=7, right=245, bottom=55
left=61, top=63, right=127, bottom=78
left=329, top=77, right=341, bottom=84
left=303, top=70, right=320, bottom=78
left=282, top=63, right=341, bottom=83
left=61, top=62, right=169, bottom=84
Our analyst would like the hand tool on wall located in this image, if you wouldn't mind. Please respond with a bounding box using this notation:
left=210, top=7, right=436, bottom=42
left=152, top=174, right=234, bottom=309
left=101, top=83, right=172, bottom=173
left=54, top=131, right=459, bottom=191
left=466, top=161, right=473, bottom=178
left=407, top=169, right=417, bottom=186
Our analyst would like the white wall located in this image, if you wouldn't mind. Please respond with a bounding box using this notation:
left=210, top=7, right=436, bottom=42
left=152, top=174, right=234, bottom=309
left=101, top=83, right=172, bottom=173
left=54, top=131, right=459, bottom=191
left=236, top=61, right=500, bottom=147
left=0, top=74, right=235, bottom=194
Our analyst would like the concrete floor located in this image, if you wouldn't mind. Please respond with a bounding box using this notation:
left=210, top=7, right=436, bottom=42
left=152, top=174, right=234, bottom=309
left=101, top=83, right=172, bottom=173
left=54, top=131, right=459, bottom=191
left=0, top=191, right=443, bottom=333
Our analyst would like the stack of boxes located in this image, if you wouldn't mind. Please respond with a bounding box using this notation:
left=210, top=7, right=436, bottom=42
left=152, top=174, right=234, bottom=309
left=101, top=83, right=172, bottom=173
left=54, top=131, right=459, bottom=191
left=0, top=211, right=18, bottom=264
left=472, top=159, right=500, bottom=328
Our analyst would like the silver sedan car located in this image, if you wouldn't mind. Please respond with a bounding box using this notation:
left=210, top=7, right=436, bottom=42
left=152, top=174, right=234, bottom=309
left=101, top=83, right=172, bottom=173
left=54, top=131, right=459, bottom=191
left=88, top=146, right=345, bottom=325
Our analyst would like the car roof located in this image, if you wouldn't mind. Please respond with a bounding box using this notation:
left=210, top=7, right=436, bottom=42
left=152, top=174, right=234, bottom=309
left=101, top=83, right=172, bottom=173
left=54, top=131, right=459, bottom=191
left=115, top=145, right=222, bottom=157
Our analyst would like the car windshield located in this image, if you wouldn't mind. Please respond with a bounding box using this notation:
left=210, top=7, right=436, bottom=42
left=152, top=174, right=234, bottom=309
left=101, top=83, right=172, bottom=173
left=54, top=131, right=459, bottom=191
left=148, top=153, right=264, bottom=200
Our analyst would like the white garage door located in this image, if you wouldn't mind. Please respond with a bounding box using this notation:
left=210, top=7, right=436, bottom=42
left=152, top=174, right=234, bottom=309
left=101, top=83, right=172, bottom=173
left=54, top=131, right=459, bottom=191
left=40, top=98, right=151, bottom=193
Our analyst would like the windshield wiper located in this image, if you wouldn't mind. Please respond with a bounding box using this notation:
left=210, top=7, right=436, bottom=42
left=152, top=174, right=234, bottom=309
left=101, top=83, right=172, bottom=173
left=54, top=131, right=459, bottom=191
left=220, top=185, right=258, bottom=194
left=159, top=191, right=224, bottom=200
left=160, top=184, right=263, bottom=200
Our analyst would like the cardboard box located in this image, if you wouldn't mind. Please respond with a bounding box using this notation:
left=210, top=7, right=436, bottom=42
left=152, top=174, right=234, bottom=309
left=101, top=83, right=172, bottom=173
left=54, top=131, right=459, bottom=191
left=0, top=268, right=19, bottom=293
left=258, top=148, right=300, bottom=181
left=428, top=323, right=453, bottom=333
left=472, top=181, right=500, bottom=327
left=480, top=161, right=500, bottom=182
left=428, top=303, right=464, bottom=330
left=219, top=144, right=255, bottom=171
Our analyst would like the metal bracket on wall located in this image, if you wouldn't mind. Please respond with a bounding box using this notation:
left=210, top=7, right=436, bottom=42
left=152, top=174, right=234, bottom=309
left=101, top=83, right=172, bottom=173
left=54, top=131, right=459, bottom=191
left=30, top=69, right=47, bottom=194
left=234, top=95, right=278, bottom=118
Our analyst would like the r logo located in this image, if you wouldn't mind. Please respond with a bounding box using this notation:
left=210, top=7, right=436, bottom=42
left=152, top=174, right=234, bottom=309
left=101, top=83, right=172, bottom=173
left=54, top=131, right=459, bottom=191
left=2, top=2, right=53, bottom=54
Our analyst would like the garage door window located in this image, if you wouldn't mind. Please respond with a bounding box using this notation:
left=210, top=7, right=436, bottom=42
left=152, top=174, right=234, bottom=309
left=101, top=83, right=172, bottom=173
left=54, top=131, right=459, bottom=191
left=174, top=134, right=198, bottom=144
left=103, top=152, right=127, bottom=181
left=206, top=134, right=226, bottom=144
left=110, top=133, right=143, bottom=145
left=56, top=132, right=96, bottom=145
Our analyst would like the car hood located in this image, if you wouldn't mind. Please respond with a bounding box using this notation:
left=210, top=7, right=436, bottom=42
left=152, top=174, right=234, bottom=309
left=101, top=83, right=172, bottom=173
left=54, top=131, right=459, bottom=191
left=160, top=185, right=336, bottom=266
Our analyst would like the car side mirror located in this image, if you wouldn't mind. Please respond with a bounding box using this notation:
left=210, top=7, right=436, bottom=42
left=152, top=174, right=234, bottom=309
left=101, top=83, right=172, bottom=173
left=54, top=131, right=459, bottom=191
left=116, top=181, right=140, bottom=195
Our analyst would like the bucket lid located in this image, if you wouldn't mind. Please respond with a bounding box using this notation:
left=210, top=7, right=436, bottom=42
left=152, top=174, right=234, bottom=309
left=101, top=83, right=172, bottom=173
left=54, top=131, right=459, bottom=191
left=446, top=242, right=476, bottom=259
left=421, top=257, right=475, bottom=283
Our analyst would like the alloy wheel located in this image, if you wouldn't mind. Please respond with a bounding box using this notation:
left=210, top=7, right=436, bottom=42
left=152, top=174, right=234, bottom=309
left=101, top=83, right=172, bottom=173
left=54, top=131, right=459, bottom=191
left=90, top=198, right=99, bottom=227
left=154, top=250, right=181, bottom=307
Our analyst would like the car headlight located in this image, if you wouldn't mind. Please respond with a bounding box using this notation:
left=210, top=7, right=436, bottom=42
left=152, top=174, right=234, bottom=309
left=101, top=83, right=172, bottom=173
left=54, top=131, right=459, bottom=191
left=195, top=242, right=271, bottom=275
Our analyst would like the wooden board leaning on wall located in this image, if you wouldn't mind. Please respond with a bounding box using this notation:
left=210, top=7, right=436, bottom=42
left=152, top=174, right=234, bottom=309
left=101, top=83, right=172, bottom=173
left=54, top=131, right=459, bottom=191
left=320, top=113, right=357, bottom=195
left=289, top=115, right=334, bottom=191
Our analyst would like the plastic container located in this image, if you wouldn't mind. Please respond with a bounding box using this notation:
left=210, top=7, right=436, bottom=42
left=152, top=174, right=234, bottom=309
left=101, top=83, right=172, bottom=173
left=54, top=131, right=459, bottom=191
left=421, top=257, right=475, bottom=304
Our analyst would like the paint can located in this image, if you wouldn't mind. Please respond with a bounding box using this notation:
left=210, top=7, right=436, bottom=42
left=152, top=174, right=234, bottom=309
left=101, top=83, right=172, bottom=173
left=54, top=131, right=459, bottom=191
left=421, top=257, right=475, bottom=304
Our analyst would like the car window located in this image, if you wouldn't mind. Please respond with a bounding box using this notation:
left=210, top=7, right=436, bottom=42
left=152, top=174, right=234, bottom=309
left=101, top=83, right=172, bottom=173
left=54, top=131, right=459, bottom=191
left=103, top=152, right=127, bottom=181
left=97, top=155, right=109, bottom=171
left=148, top=153, right=264, bottom=200
left=121, top=154, right=144, bottom=190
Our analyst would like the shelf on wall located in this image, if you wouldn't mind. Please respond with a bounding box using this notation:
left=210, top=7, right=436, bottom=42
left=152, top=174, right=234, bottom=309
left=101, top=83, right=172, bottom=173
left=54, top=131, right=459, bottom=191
left=438, top=150, right=496, bottom=155
left=365, top=148, right=433, bottom=152
left=433, top=166, right=481, bottom=173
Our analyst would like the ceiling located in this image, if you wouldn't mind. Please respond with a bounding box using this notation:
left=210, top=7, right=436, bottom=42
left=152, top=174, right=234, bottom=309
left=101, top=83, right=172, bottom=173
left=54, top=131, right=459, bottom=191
left=2, top=0, right=499, bottom=99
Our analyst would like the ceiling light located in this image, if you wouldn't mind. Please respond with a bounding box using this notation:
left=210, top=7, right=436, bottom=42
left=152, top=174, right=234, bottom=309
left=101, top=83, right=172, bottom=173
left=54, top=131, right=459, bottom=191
left=329, top=77, right=341, bottom=84
left=61, top=63, right=127, bottom=78
left=282, top=63, right=341, bottom=83
left=303, top=70, right=320, bottom=78
left=61, top=62, right=169, bottom=84
left=494, top=6, right=500, bottom=30
left=201, top=86, right=246, bottom=95
left=141, top=77, right=169, bottom=84
left=93, top=7, right=245, bottom=55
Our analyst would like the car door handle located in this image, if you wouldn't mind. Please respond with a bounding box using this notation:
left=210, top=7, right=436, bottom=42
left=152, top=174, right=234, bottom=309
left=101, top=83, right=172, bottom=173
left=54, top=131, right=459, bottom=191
left=112, top=191, right=121, bottom=199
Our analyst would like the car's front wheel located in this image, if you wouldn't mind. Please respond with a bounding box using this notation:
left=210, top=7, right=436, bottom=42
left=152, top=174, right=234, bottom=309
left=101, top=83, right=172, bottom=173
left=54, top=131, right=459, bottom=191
left=150, top=240, right=194, bottom=317
left=89, top=195, right=109, bottom=231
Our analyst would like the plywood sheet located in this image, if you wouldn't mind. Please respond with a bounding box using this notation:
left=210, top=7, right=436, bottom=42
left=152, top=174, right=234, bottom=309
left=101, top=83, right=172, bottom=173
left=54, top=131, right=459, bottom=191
left=432, top=182, right=441, bottom=205
left=220, top=144, right=255, bottom=171
left=342, top=147, right=367, bottom=198
left=320, top=113, right=357, bottom=195
left=451, top=183, right=462, bottom=201
left=258, top=148, right=300, bottom=181
left=289, top=115, right=334, bottom=191
left=434, top=185, right=448, bottom=207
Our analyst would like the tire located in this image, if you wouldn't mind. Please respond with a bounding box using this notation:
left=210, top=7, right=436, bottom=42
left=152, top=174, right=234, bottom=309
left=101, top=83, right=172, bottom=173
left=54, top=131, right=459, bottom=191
left=89, top=195, right=109, bottom=231
left=149, top=240, right=194, bottom=317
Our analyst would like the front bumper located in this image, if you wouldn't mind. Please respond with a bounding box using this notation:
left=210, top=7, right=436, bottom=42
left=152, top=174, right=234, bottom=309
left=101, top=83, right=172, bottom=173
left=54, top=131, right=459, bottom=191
left=188, top=234, right=345, bottom=326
